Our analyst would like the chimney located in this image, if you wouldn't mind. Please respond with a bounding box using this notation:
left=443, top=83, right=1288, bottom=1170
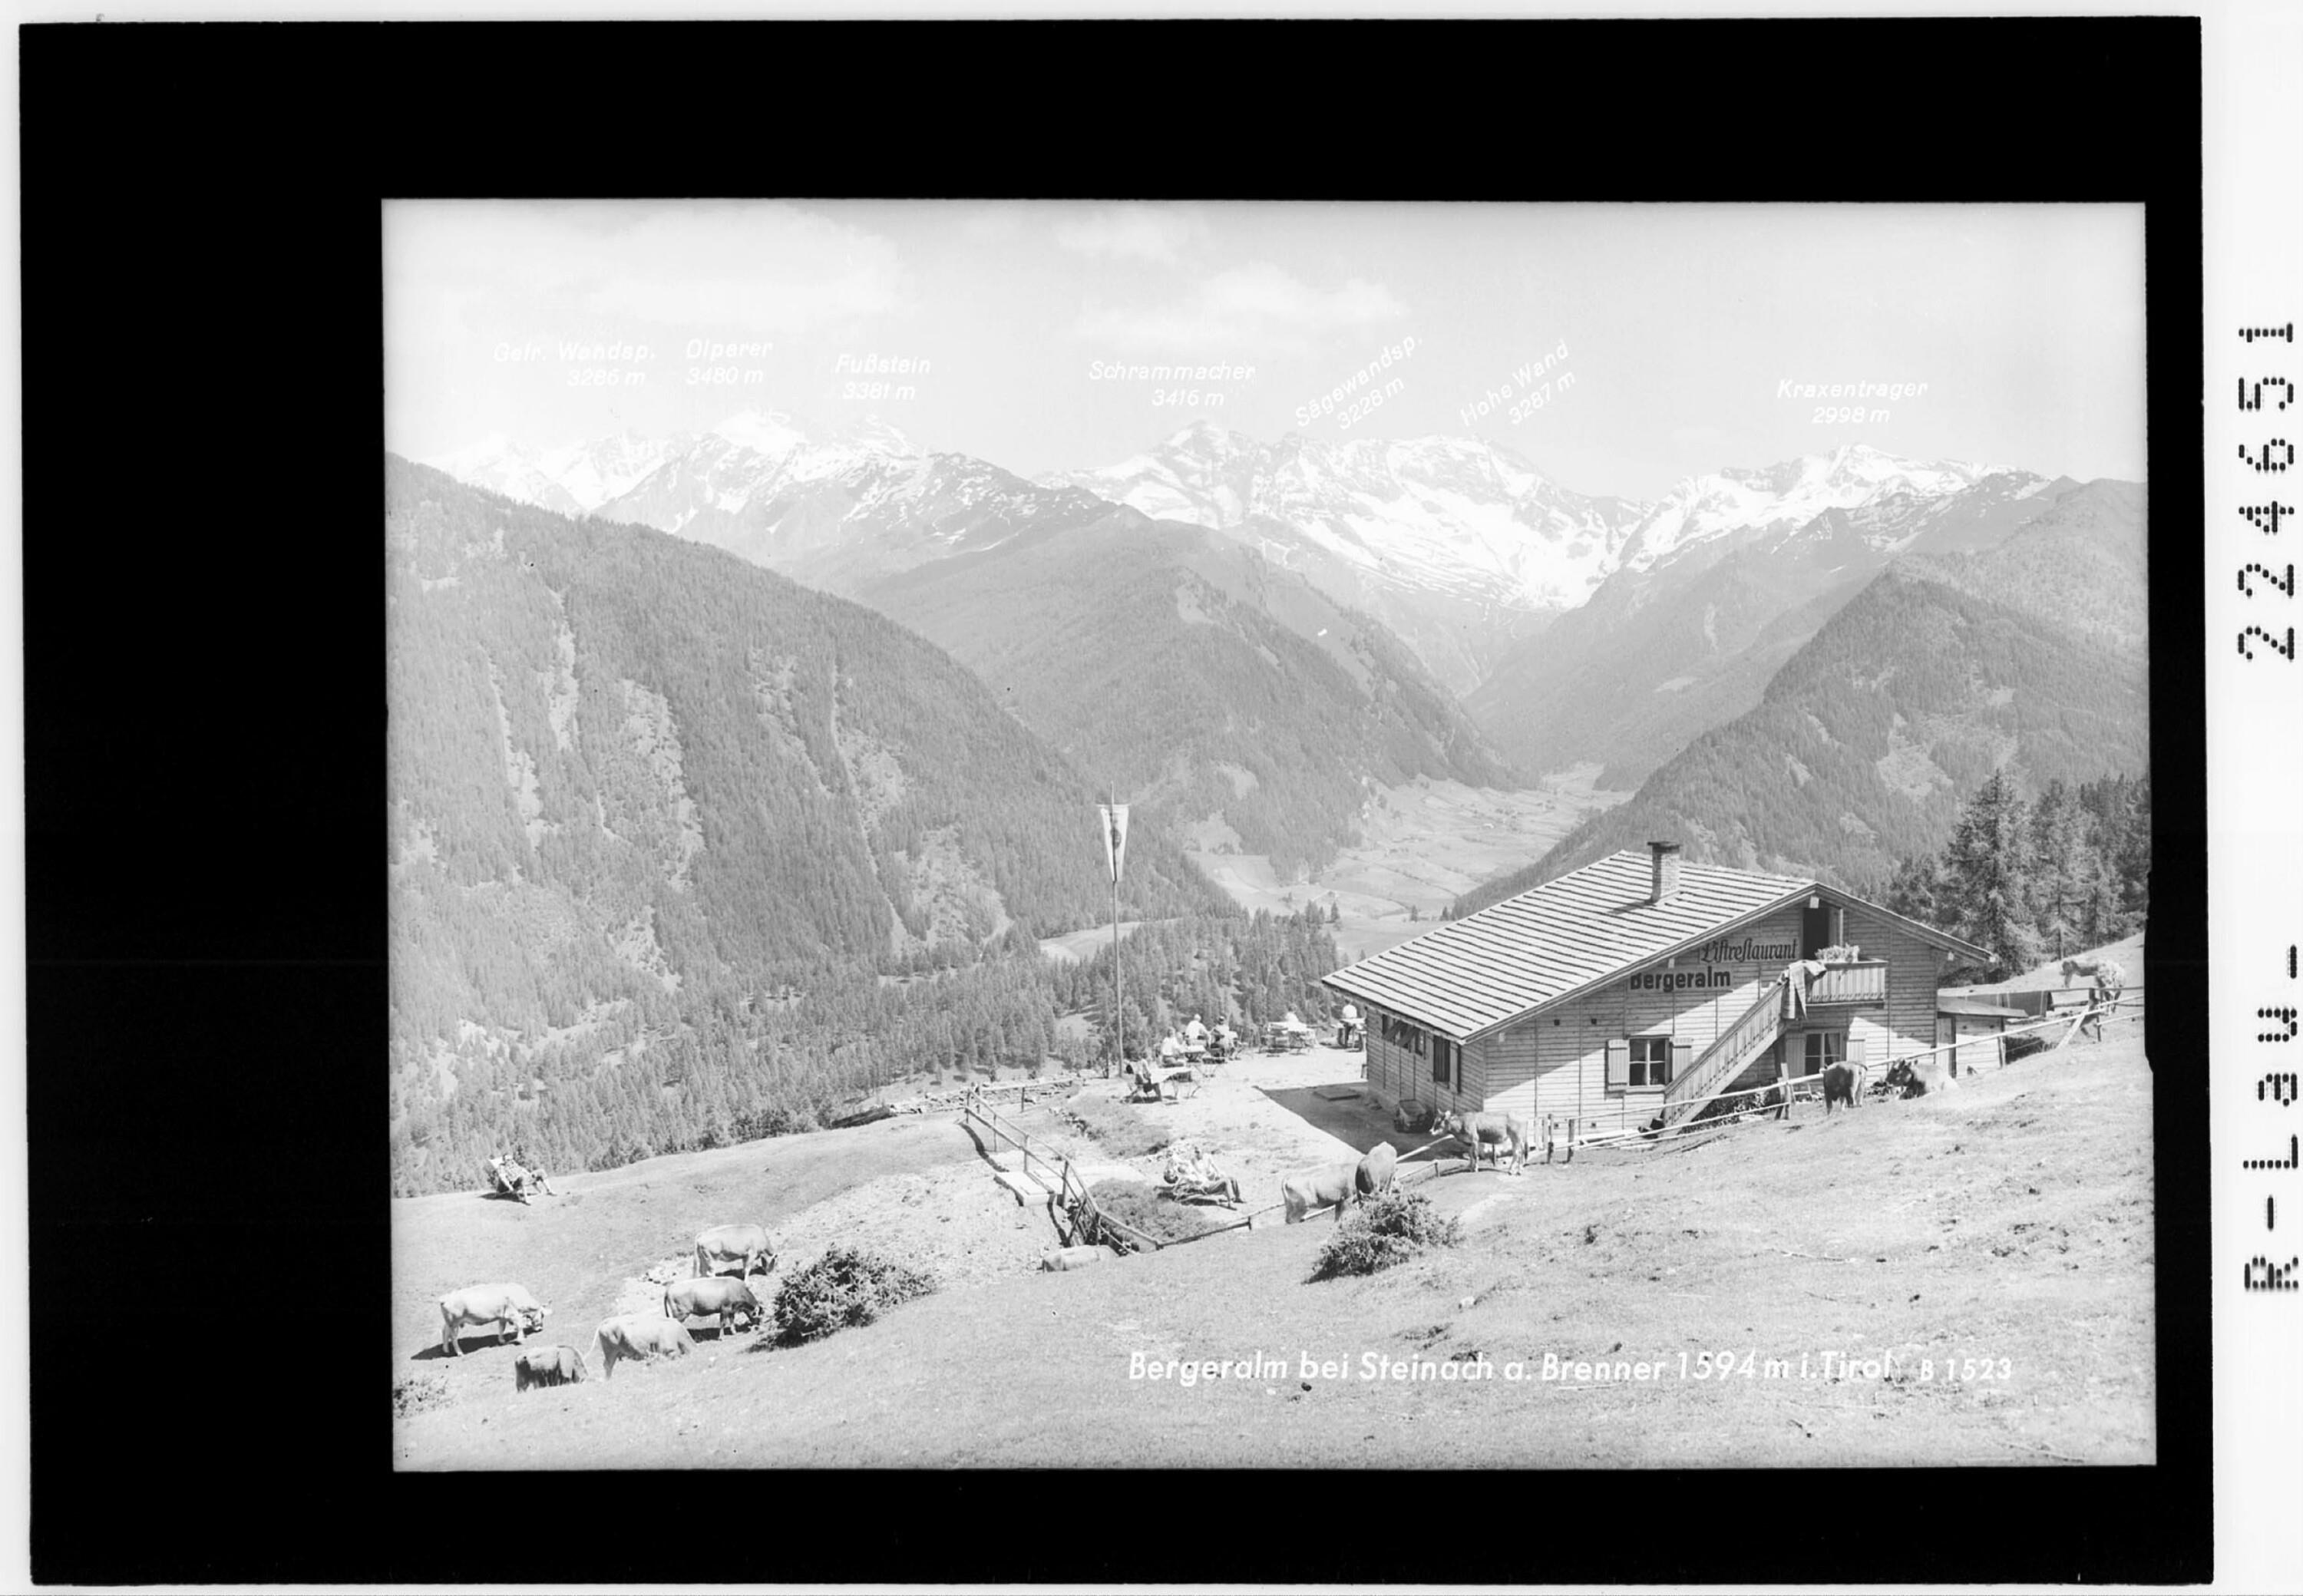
left=1648, top=841, right=1683, bottom=904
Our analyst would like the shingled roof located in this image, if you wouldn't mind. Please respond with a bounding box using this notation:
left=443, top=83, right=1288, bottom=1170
left=1323, top=849, right=1981, bottom=1043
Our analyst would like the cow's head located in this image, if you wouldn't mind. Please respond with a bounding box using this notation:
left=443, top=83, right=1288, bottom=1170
left=1433, top=1110, right=1463, bottom=1136
left=520, top=1304, right=550, bottom=1333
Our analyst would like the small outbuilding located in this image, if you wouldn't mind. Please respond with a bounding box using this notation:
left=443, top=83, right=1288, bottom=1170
left=1322, top=843, right=1991, bottom=1145
left=1934, top=996, right=2030, bottom=1077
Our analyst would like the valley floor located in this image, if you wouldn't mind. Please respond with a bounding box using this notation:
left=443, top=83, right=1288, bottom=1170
left=1188, top=772, right=1627, bottom=960
left=397, top=1024, right=2156, bottom=1470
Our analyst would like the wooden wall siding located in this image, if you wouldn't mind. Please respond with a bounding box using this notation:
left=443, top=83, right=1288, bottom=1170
left=1357, top=899, right=1954, bottom=1135
left=1362, top=1003, right=1477, bottom=1119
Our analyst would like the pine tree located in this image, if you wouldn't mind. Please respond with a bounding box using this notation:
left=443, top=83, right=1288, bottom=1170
left=1882, top=853, right=1939, bottom=925
left=2116, top=775, right=2152, bottom=927
left=1939, top=770, right=2040, bottom=979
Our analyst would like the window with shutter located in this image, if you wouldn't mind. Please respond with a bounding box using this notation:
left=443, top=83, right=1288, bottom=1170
left=1627, top=1036, right=1671, bottom=1087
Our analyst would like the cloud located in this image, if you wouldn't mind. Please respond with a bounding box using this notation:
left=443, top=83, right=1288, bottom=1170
left=1075, top=261, right=1409, bottom=354
left=1051, top=203, right=1211, bottom=265
left=385, top=201, right=909, bottom=342
left=959, top=205, right=1029, bottom=244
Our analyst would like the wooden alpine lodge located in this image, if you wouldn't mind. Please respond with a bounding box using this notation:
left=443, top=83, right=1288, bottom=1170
left=1322, top=843, right=1994, bottom=1146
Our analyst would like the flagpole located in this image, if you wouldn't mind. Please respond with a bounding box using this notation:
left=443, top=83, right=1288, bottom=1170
left=1110, top=793, right=1123, bottom=1078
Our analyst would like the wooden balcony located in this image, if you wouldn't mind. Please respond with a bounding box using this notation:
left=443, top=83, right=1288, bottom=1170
left=1803, top=959, right=1888, bottom=1008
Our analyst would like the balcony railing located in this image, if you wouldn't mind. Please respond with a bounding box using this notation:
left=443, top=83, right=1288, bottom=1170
left=1803, top=959, right=1888, bottom=1007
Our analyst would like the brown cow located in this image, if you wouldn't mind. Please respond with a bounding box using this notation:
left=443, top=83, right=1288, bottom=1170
left=438, top=1284, right=549, bottom=1356
left=1883, top=1057, right=1958, bottom=1099
left=513, top=1344, right=589, bottom=1391
left=1281, top=1161, right=1360, bottom=1224
left=1821, top=1062, right=1865, bottom=1113
left=662, top=1276, right=764, bottom=1337
left=1354, top=1142, right=1399, bottom=1201
left=1436, top=1109, right=1529, bottom=1176
left=593, top=1315, right=696, bottom=1380
left=692, top=1224, right=777, bottom=1280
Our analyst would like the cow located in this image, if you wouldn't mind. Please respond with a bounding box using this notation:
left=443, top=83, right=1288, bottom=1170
left=1041, top=1246, right=1108, bottom=1271
left=512, top=1344, right=589, bottom=1391
left=2064, top=957, right=2127, bottom=1040
left=1883, top=1057, right=1959, bottom=1099
left=692, top=1223, right=778, bottom=1281
left=1281, top=1161, right=1361, bottom=1224
left=1436, top=1109, right=1530, bottom=1177
left=593, top=1314, right=697, bottom=1380
left=1354, top=1142, right=1399, bottom=1202
left=1820, top=1062, right=1865, bottom=1114
left=663, top=1276, right=763, bottom=1337
left=438, top=1284, right=549, bottom=1356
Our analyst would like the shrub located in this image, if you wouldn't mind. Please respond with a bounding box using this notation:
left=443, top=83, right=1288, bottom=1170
left=392, top=1370, right=451, bottom=1419
left=1310, top=1190, right=1462, bottom=1281
left=1088, top=1178, right=1219, bottom=1246
left=2003, top=1033, right=2049, bottom=1063
left=770, top=1245, right=937, bottom=1347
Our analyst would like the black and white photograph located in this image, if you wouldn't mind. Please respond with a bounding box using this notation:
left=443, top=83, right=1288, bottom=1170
left=385, top=198, right=2156, bottom=1472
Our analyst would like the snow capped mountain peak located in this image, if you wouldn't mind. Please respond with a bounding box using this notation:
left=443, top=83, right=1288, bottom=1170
left=1623, top=443, right=2016, bottom=573
left=1049, top=427, right=1644, bottom=614
left=831, top=415, right=922, bottom=461
left=708, top=408, right=811, bottom=458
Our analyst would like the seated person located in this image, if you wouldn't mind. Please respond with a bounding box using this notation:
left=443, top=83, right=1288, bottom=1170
left=1183, top=1013, right=1209, bottom=1049
left=1157, top=1031, right=1184, bottom=1063
left=1161, top=1142, right=1244, bottom=1204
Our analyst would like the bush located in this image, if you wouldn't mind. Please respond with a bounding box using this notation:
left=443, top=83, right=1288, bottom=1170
left=2003, top=1033, right=2049, bottom=1063
left=392, top=1370, right=451, bottom=1419
left=1310, top=1190, right=1462, bottom=1280
left=1088, top=1178, right=1219, bottom=1246
left=769, top=1245, right=937, bottom=1347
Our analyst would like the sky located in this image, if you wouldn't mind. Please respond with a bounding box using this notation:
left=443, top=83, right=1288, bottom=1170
left=385, top=200, right=2146, bottom=501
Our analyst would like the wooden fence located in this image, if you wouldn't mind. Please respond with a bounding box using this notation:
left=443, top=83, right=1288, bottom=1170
left=1569, top=991, right=2145, bottom=1156
left=956, top=1085, right=1254, bottom=1254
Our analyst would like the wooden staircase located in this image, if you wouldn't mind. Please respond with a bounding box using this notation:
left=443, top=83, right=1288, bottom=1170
left=1658, top=982, right=1787, bottom=1130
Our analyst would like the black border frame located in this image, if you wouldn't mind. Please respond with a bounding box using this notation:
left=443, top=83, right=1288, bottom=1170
left=21, top=16, right=2208, bottom=1586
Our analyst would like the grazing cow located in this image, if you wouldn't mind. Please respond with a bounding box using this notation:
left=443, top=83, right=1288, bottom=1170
left=1354, top=1142, right=1399, bottom=1202
left=2065, top=957, right=2127, bottom=1040
left=1883, top=1057, right=1959, bottom=1099
left=1820, top=1062, right=1865, bottom=1114
left=1436, top=1109, right=1529, bottom=1177
left=593, top=1314, right=697, bottom=1380
left=513, top=1344, right=589, bottom=1391
left=1281, top=1161, right=1361, bottom=1224
left=2061, top=955, right=2127, bottom=1000
left=438, top=1284, right=549, bottom=1356
left=693, top=1223, right=778, bottom=1280
left=663, top=1276, right=763, bottom=1337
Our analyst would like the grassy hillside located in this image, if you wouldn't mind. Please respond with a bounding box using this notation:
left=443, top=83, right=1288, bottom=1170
left=858, top=510, right=1517, bottom=881
left=397, top=1026, right=2154, bottom=1472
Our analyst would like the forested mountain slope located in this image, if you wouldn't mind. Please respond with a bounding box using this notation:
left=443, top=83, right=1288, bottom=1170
left=1452, top=546, right=2149, bottom=914
left=386, top=455, right=1224, bottom=1050
left=1465, top=470, right=2098, bottom=788
left=854, top=508, right=1517, bottom=881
